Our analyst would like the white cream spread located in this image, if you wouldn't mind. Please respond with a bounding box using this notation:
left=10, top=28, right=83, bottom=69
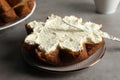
left=25, top=14, right=109, bottom=53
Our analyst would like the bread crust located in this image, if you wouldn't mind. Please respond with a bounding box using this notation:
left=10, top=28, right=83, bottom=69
left=86, top=40, right=105, bottom=56
left=25, top=23, right=33, bottom=34
left=23, top=40, right=104, bottom=66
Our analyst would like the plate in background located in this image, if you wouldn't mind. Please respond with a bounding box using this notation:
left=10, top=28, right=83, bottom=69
left=0, top=1, right=36, bottom=30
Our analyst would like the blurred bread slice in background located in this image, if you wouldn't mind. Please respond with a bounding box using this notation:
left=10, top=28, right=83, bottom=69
left=0, top=0, right=34, bottom=26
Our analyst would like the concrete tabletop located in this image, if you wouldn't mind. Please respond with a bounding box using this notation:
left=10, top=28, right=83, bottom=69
left=0, top=0, right=120, bottom=80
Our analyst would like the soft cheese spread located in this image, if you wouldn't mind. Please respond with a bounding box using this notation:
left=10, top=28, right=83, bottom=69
left=25, top=14, right=108, bottom=53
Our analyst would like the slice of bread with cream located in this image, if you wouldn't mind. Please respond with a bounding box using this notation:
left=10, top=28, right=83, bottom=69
left=23, top=14, right=105, bottom=66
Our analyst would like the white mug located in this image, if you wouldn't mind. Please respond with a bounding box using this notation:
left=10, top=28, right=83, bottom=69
left=94, top=0, right=120, bottom=14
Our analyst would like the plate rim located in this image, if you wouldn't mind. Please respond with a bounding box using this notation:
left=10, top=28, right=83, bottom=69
left=0, top=1, right=36, bottom=30
left=22, top=44, right=106, bottom=73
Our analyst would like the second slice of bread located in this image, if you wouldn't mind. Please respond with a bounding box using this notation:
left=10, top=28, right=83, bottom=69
left=6, top=0, right=34, bottom=17
left=0, top=0, right=34, bottom=25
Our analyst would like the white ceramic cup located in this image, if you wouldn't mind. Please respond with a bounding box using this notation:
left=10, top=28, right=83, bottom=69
left=94, top=0, right=120, bottom=14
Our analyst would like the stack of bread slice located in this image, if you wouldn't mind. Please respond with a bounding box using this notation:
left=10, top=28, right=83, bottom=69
left=0, top=0, right=34, bottom=26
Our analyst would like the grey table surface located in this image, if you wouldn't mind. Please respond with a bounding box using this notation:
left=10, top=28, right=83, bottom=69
left=0, top=0, right=120, bottom=80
